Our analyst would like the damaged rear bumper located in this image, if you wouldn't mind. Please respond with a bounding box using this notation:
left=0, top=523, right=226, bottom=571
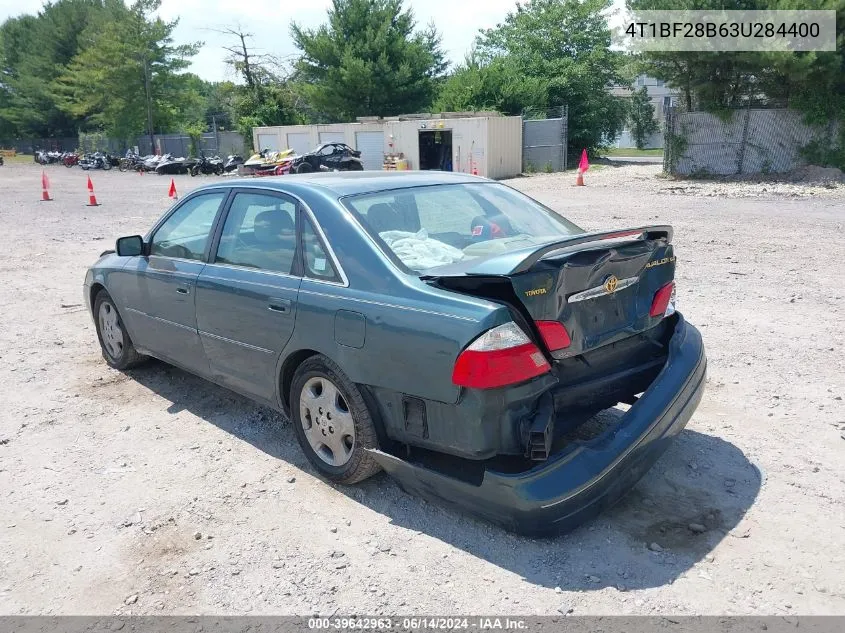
left=367, top=313, right=706, bottom=535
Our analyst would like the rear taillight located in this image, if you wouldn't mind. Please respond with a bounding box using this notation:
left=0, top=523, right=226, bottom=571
left=452, top=322, right=550, bottom=390
left=650, top=281, right=676, bottom=317
left=535, top=320, right=571, bottom=351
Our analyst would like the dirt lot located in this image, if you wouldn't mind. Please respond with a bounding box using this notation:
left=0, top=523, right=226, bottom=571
left=0, top=162, right=844, bottom=616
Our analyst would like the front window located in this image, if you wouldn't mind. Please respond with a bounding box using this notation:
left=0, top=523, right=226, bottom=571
left=342, top=183, right=583, bottom=273
left=150, top=192, right=226, bottom=261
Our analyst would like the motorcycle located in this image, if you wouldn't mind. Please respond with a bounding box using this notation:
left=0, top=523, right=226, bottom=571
left=63, top=152, right=80, bottom=168
left=119, top=152, right=145, bottom=172
left=79, top=152, right=113, bottom=170
left=35, top=150, right=63, bottom=165
left=190, top=154, right=224, bottom=176
left=223, top=154, right=244, bottom=173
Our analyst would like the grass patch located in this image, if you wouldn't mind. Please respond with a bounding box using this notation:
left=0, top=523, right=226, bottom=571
left=1, top=153, right=36, bottom=164
left=603, top=148, right=664, bottom=157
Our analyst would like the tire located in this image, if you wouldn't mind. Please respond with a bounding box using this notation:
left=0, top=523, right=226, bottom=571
left=190, top=166, right=198, bottom=177
left=346, top=160, right=364, bottom=171
left=102, top=160, right=112, bottom=171
left=214, top=164, right=223, bottom=176
left=290, top=355, right=381, bottom=484
left=93, top=290, right=147, bottom=370
left=295, top=162, right=314, bottom=174
left=119, top=160, right=128, bottom=172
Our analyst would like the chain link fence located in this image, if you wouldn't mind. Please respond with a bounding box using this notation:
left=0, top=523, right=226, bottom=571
left=664, top=107, right=838, bottom=176
left=1, top=131, right=244, bottom=157
left=522, top=105, right=568, bottom=173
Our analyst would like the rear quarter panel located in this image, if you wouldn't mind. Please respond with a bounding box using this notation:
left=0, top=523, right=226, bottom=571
left=277, top=185, right=507, bottom=406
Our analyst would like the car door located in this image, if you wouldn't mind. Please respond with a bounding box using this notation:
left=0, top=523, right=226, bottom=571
left=194, top=190, right=302, bottom=402
left=120, top=191, right=228, bottom=372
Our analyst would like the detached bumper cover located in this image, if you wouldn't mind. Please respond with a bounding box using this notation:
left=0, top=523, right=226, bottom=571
left=368, top=313, right=706, bottom=535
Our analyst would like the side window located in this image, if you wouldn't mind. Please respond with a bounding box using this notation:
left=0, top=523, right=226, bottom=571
left=215, top=193, right=297, bottom=274
left=301, top=216, right=341, bottom=283
left=150, top=192, right=226, bottom=260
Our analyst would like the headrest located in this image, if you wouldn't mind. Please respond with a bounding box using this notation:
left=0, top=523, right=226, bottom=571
left=254, top=209, right=294, bottom=244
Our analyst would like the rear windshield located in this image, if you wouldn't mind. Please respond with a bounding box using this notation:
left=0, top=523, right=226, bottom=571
left=342, top=183, right=583, bottom=273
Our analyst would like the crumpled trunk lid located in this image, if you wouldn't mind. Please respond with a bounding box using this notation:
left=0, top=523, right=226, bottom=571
left=429, top=226, right=676, bottom=358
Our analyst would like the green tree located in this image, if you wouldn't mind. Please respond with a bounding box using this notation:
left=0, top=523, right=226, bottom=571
left=291, top=0, right=447, bottom=120
left=53, top=0, right=200, bottom=141
left=628, top=86, right=659, bottom=148
left=215, top=28, right=304, bottom=152
left=0, top=0, right=102, bottom=138
left=441, top=0, right=627, bottom=154
left=434, top=51, right=547, bottom=115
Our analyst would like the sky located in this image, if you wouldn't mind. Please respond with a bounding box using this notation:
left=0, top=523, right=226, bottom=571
left=0, top=0, right=628, bottom=82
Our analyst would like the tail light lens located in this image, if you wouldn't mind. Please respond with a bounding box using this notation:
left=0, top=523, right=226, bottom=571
left=650, top=281, right=676, bottom=317
left=452, top=322, right=551, bottom=390
left=535, top=320, right=571, bottom=351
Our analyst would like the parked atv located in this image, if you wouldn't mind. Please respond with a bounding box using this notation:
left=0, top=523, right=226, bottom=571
left=190, top=154, right=224, bottom=176
left=291, top=143, right=363, bottom=174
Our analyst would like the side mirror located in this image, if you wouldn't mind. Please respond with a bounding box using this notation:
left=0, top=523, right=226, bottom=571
left=116, top=235, right=144, bottom=257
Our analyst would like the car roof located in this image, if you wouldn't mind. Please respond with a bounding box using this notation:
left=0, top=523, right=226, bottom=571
left=213, top=170, right=488, bottom=197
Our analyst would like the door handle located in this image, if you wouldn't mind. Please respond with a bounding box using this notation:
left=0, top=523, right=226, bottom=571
left=268, top=298, right=291, bottom=313
left=176, top=287, right=190, bottom=295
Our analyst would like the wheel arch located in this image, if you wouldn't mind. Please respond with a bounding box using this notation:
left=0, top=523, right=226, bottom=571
left=279, top=349, right=321, bottom=414
left=278, top=348, right=392, bottom=449
left=89, top=281, right=107, bottom=308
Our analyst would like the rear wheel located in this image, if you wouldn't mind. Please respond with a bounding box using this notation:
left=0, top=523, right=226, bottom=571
left=295, top=162, right=313, bottom=174
left=93, top=290, right=147, bottom=370
left=290, top=355, right=381, bottom=484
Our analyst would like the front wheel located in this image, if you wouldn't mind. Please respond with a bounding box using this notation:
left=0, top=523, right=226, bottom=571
left=290, top=355, right=381, bottom=484
left=93, top=290, right=147, bottom=370
left=102, top=160, right=112, bottom=171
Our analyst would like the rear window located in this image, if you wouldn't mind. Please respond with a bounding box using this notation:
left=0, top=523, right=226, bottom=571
left=342, top=183, right=583, bottom=273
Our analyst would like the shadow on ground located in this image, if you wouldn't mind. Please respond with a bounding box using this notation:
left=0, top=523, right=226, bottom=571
left=126, top=360, right=761, bottom=594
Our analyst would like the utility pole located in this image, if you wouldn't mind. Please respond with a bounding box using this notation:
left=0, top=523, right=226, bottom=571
left=143, top=57, right=155, bottom=153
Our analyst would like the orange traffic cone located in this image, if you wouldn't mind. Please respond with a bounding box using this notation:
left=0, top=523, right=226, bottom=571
left=86, top=175, right=100, bottom=206
left=168, top=178, right=178, bottom=200
left=575, top=148, right=589, bottom=186
left=41, top=170, right=53, bottom=201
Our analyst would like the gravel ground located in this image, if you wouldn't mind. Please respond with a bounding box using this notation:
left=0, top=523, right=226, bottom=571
left=0, top=162, right=843, bottom=616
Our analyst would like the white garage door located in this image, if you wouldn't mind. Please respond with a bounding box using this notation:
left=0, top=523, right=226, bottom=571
left=355, top=131, right=384, bottom=170
left=256, top=133, right=280, bottom=151
left=319, top=131, right=346, bottom=145
left=287, top=133, right=312, bottom=155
